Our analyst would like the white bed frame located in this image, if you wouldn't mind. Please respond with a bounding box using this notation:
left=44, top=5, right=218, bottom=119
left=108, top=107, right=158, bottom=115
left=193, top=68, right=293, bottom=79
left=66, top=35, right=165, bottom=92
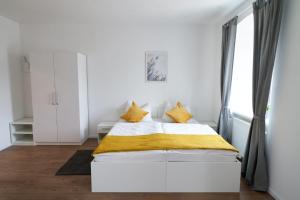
left=91, top=160, right=241, bottom=192
left=91, top=106, right=241, bottom=192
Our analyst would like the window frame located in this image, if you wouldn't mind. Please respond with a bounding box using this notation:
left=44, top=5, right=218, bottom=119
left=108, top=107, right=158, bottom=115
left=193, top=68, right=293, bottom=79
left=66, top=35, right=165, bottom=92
left=230, top=11, right=254, bottom=121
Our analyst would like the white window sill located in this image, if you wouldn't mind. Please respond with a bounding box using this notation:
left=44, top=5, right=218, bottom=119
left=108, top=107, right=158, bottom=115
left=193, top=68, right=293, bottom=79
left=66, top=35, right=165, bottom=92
left=232, top=112, right=270, bottom=135
left=231, top=112, right=252, bottom=123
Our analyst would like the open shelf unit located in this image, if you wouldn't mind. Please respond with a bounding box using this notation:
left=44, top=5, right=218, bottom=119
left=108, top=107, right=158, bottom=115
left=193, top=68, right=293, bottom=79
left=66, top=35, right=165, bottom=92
left=10, top=118, right=34, bottom=145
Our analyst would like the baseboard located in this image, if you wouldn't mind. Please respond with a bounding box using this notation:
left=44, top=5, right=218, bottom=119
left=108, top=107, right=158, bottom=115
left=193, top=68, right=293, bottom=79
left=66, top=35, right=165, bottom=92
left=35, top=142, right=82, bottom=145
left=0, top=143, right=12, bottom=151
left=81, top=134, right=89, bottom=144
left=268, top=187, right=282, bottom=200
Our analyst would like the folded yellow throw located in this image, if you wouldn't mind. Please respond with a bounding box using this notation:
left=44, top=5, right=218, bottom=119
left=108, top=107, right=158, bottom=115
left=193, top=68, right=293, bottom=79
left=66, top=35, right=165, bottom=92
left=93, top=133, right=238, bottom=155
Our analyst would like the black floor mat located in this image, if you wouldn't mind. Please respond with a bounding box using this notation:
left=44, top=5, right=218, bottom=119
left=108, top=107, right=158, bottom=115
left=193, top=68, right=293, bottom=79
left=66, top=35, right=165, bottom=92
left=56, top=150, right=93, bottom=175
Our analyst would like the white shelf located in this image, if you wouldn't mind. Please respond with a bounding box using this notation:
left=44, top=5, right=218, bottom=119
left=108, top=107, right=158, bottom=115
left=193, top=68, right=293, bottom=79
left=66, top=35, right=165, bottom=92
left=13, top=131, right=33, bottom=135
left=201, top=121, right=217, bottom=127
left=97, top=121, right=117, bottom=143
left=11, top=134, right=34, bottom=145
left=12, top=126, right=33, bottom=135
left=13, top=140, right=34, bottom=146
left=199, top=121, right=218, bottom=130
left=10, top=117, right=34, bottom=145
left=11, top=117, right=33, bottom=125
left=97, top=121, right=116, bottom=133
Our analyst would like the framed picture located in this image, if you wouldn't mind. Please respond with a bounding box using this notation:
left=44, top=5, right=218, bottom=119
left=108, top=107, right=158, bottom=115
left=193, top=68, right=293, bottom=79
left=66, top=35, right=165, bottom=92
left=145, top=51, right=168, bottom=82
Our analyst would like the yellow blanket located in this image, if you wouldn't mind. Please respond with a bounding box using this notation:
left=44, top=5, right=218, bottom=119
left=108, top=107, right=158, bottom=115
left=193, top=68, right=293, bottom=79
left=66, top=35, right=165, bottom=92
left=93, top=133, right=238, bottom=155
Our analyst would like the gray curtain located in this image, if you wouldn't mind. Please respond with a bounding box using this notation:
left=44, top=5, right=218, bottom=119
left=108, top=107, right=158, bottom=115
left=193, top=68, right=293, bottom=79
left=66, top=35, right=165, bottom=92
left=242, top=0, right=283, bottom=191
left=217, top=16, right=238, bottom=142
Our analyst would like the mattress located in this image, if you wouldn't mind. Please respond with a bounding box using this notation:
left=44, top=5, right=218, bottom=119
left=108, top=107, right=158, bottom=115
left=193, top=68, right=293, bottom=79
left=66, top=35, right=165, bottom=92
left=93, top=122, right=238, bottom=162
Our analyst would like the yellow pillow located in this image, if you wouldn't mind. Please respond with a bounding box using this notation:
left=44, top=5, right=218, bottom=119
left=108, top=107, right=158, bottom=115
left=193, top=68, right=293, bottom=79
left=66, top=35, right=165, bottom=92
left=121, top=101, right=149, bottom=122
left=166, top=102, right=192, bottom=123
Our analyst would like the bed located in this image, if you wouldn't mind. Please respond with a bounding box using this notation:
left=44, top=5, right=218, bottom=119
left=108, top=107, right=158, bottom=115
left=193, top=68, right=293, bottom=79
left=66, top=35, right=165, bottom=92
left=91, top=121, right=241, bottom=192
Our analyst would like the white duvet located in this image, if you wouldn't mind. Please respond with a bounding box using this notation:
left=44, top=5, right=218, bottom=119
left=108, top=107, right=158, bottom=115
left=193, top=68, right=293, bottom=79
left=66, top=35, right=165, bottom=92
left=94, top=121, right=238, bottom=162
left=108, top=121, right=163, bottom=136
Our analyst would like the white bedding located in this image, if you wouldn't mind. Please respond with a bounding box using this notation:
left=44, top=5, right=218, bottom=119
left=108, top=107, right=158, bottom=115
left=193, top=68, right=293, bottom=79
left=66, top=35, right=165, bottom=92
left=108, top=121, right=163, bottom=136
left=153, top=118, right=199, bottom=124
left=93, top=122, right=238, bottom=162
left=162, top=123, right=216, bottom=135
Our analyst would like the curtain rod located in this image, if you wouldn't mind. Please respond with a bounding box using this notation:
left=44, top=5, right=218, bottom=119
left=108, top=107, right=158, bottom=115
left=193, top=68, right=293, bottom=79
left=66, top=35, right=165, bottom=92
left=222, top=0, right=253, bottom=25
left=234, top=0, right=256, bottom=23
left=237, top=5, right=253, bottom=23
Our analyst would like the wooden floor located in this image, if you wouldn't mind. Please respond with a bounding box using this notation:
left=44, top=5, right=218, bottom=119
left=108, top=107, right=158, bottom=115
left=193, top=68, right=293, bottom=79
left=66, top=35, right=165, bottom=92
left=0, top=139, right=274, bottom=200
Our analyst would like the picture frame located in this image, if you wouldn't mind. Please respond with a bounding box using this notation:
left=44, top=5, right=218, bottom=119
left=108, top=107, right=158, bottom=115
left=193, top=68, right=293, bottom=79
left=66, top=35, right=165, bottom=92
left=145, top=51, right=168, bottom=82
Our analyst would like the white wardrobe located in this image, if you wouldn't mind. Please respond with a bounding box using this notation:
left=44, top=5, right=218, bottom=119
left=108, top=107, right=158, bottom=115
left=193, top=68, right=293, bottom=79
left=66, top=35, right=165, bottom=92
left=30, top=52, right=88, bottom=144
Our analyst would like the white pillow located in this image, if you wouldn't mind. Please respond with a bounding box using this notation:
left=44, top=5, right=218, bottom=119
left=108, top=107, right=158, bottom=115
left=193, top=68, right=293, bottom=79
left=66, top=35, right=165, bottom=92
left=162, top=101, right=173, bottom=122
left=121, top=101, right=153, bottom=122
left=162, top=101, right=192, bottom=123
left=140, top=103, right=152, bottom=122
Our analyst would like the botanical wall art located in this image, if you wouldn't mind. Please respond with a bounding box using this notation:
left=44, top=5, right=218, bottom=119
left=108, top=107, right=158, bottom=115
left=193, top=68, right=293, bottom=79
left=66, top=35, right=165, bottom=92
left=145, top=51, right=168, bottom=82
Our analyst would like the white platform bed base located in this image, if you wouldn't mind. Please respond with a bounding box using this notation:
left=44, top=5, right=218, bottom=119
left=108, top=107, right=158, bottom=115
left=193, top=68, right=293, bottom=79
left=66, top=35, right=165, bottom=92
left=91, top=160, right=241, bottom=192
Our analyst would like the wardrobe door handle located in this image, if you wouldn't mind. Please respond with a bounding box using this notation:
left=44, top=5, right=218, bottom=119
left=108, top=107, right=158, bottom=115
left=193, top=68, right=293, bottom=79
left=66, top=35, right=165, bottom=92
left=51, top=92, right=56, bottom=105
left=49, top=93, right=53, bottom=105
left=55, top=92, right=59, bottom=105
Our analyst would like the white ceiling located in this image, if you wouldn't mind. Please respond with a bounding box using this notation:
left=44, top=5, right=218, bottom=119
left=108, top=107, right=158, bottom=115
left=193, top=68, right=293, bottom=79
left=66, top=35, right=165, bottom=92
left=0, top=0, right=246, bottom=25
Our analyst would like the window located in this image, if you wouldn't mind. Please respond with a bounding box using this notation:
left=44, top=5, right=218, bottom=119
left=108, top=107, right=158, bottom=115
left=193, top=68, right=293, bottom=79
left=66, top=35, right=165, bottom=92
left=229, top=13, right=254, bottom=118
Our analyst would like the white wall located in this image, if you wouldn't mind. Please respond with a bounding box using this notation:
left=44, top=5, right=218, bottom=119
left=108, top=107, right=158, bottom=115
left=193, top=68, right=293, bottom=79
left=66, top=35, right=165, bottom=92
left=267, top=1, right=300, bottom=199
left=0, top=16, right=23, bottom=150
left=211, top=26, right=222, bottom=123
left=20, top=24, right=220, bottom=136
left=23, top=59, right=33, bottom=117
